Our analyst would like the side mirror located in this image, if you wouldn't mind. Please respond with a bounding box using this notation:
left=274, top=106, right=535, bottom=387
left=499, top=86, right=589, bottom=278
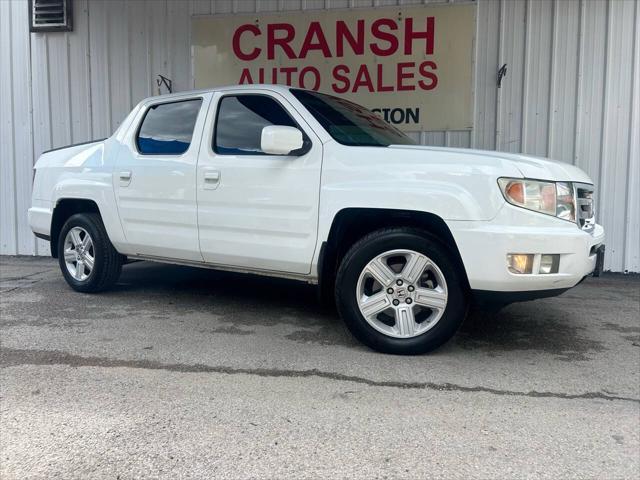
left=261, top=126, right=304, bottom=155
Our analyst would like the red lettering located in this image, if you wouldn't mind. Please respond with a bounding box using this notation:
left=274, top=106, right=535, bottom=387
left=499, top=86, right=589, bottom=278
left=370, top=19, right=398, bottom=56
left=336, top=20, right=364, bottom=57
left=281, top=67, right=297, bottom=85
left=404, top=17, right=434, bottom=55
left=256, top=67, right=282, bottom=83
left=332, top=65, right=350, bottom=93
left=299, top=21, right=331, bottom=58
left=397, top=62, right=415, bottom=91
left=233, top=24, right=261, bottom=61
left=299, top=66, right=321, bottom=90
left=238, top=68, right=253, bottom=84
left=376, top=64, right=393, bottom=92
left=352, top=64, right=374, bottom=93
left=267, top=23, right=297, bottom=60
left=418, top=61, right=438, bottom=90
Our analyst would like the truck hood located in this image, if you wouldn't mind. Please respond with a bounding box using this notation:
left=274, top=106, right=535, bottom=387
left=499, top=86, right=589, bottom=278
left=389, top=145, right=593, bottom=184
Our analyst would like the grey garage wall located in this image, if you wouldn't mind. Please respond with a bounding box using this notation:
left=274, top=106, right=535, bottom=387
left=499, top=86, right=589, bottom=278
left=1, top=0, right=638, bottom=272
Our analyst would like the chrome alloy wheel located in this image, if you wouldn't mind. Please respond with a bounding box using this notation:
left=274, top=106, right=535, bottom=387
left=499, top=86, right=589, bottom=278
left=63, top=226, right=95, bottom=281
left=356, top=249, right=448, bottom=339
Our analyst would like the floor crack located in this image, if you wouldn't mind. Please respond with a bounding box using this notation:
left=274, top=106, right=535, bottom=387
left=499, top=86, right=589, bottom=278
left=1, top=348, right=638, bottom=404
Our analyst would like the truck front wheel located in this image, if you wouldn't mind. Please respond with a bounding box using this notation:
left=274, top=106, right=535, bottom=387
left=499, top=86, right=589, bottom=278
left=57, top=213, right=123, bottom=293
left=335, top=228, right=467, bottom=354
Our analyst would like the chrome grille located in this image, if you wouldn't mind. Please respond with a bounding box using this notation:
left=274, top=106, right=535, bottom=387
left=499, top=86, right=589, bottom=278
left=575, top=183, right=595, bottom=232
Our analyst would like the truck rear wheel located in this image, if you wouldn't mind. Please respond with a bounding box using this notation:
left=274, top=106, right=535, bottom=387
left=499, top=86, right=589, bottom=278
left=335, top=228, right=467, bottom=354
left=57, top=213, right=123, bottom=293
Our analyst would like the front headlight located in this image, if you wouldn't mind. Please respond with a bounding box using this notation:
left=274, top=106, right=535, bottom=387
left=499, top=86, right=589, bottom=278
left=498, top=178, right=575, bottom=222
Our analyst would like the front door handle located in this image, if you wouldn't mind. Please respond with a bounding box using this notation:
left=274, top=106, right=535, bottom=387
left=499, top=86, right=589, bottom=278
left=203, top=170, right=221, bottom=189
left=119, top=170, right=132, bottom=186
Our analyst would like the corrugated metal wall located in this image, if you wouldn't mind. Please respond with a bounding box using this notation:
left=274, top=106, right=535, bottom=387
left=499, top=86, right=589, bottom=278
left=1, top=0, right=638, bottom=272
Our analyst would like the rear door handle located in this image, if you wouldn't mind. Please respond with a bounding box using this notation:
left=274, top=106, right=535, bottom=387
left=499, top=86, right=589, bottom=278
left=119, top=170, right=132, bottom=186
left=203, top=169, right=221, bottom=189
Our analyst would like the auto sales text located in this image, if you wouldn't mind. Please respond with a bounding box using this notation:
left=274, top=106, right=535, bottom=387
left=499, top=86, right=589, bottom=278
left=232, top=16, right=438, bottom=94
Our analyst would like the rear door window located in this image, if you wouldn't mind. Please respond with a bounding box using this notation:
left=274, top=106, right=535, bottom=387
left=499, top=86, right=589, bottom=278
left=136, top=99, right=202, bottom=155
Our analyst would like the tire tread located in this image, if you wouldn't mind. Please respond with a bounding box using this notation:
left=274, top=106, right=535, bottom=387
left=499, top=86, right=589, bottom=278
left=335, top=227, right=467, bottom=354
left=58, top=213, right=122, bottom=293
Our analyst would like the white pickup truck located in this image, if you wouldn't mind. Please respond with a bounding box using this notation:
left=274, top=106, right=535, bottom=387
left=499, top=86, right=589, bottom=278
left=29, top=85, right=605, bottom=354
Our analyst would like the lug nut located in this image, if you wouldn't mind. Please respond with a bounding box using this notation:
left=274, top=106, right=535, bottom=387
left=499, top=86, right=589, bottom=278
left=408, top=285, right=415, bottom=292
left=387, top=288, right=394, bottom=294
left=396, top=279, right=403, bottom=286
left=392, top=299, right=400, bottom=306
left=406, top=298, right=412, bottom=304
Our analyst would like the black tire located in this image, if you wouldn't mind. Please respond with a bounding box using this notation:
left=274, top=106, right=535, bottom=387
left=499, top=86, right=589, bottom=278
left=57, top=213, right=123, bottom=293
left=335, top=228, right=468, bottom=355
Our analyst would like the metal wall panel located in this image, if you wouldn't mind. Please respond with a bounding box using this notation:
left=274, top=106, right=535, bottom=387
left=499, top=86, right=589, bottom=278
left=472, top=0, right=500, bottom=150
left=1, top=0, right=19, bottom=254
left=28, top=11, right=53, bottom=255
left=599, top=0, right=637, bottom=272
left=521, top=0, right=553, bottom=156
left=547, top=0, right=580, bottom=163
left=1, top=0, right=34, bottom=255
left=495, top=0, right=526, bottom=153
left=88, top=0, right=111, bottom=138
left=10, top=0, right=36, bottom=256
left=1, top=0, right=638, bottom=272
left=627, top=0, right=640, bottom=272
left=574, top=1, right=607, bottom=205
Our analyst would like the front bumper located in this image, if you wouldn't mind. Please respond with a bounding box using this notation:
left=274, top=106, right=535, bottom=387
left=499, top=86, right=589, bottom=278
left=448, top=204, right=605, bottom=292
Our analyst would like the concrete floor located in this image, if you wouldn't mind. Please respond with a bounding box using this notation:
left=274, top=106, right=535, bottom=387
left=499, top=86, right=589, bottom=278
left=1, top=256, right=639, bottom=479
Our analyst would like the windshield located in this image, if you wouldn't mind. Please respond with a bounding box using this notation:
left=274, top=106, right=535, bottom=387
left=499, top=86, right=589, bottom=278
left=290, top=89, right=416, bottom=147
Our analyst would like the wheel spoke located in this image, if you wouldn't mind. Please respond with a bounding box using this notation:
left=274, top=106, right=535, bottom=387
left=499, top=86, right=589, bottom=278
left=359, top=292, right=391, bottom=318
left=75, top=261, right=85, bottom=280
left=83, top=254, right=95, bottom=271
left=395, top=305, right=416, bottom=336
left=64, top=248, right=76, bottom=263
left=81, top=234, right=92, bottom=250
left=69, top=229, right=82, bottom=248
left=365, top=258, right=396, bottom=287
left=402, top=253, right=429, bottom=284
left=414, top=287, right=447, bottom=310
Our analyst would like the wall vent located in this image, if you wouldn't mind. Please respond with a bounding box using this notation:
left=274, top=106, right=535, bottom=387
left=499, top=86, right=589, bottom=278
left=29, top=0, right=73, bottom=32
